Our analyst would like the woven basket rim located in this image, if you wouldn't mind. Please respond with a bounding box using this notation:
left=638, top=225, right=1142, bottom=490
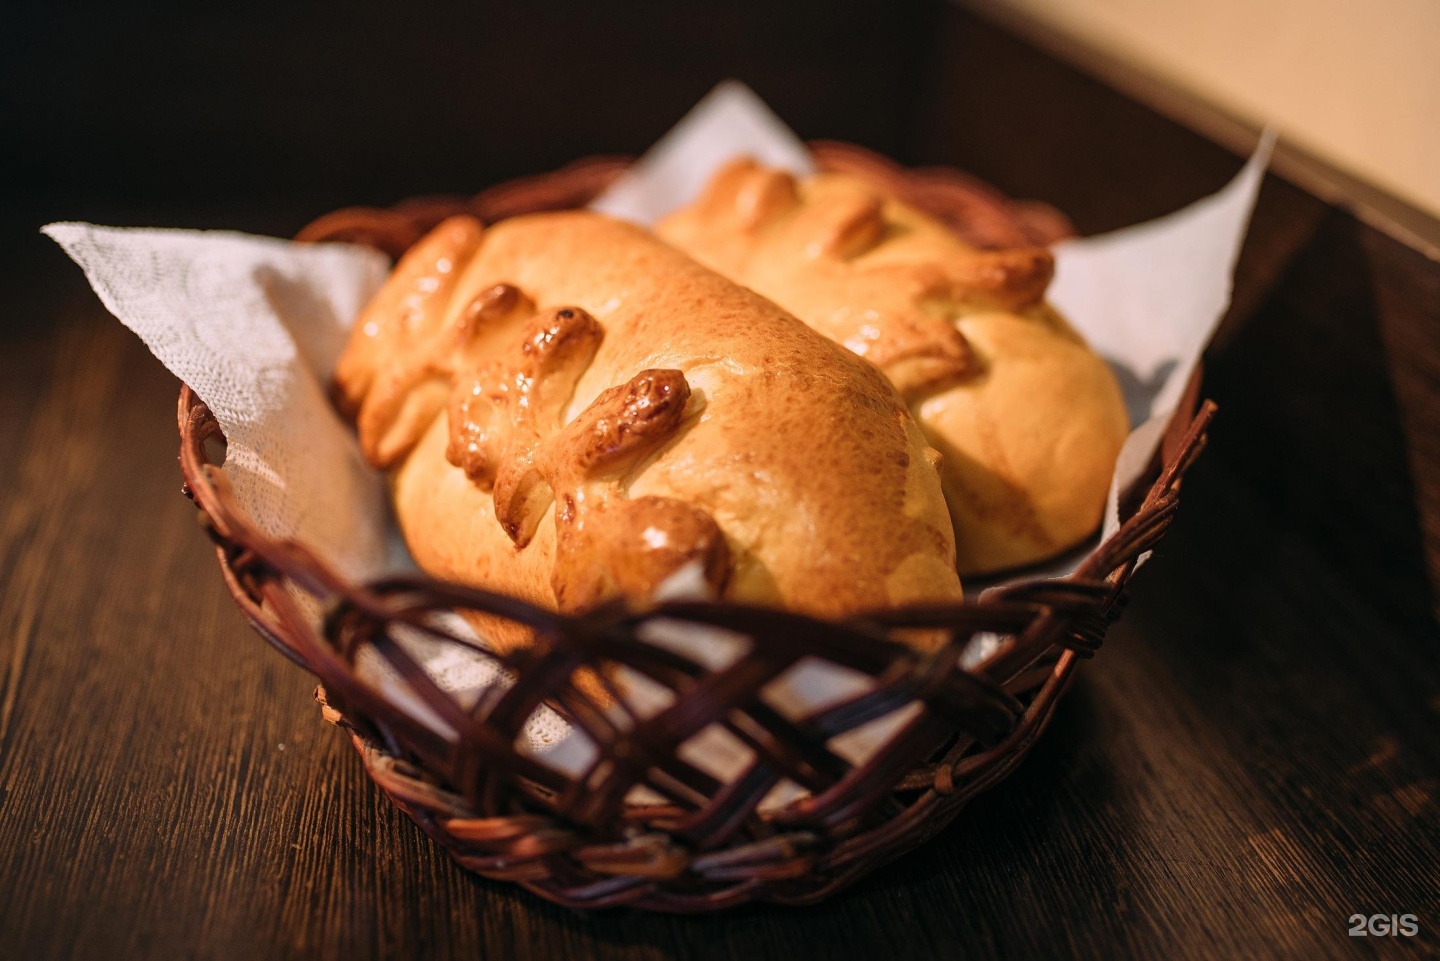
left=176, top=142, right=1215, bottom=912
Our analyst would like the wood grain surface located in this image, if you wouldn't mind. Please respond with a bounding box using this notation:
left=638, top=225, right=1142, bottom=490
left=2, top=5, right=1438, bottom=959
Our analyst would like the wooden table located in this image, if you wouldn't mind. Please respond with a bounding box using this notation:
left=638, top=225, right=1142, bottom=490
left=2, top=5, right=1437, bottom=958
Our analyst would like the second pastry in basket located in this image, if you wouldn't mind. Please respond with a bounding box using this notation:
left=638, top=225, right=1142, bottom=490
left=657, top=159, right=1130, bottom=575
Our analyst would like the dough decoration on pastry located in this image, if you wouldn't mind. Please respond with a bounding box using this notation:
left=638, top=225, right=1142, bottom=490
left=332, top=210, right=962, bottom=650
left=658, top=159, right=1130, bottom=575
left=445, top=306, right=727, bottom=612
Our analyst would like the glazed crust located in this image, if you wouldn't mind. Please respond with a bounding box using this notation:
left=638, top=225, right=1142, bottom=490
left=333, top=211, right=961, bottom=650
left=658, top=160, right=1130, bottom=574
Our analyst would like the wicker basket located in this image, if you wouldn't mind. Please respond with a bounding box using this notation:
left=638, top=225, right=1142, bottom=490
left=178, top=142, right=1215, bottom=912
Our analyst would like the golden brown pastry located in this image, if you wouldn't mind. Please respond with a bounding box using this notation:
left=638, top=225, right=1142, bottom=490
left=333, top=211, right=961, bottom=651
left=657, top=159, right=1129, bottom=574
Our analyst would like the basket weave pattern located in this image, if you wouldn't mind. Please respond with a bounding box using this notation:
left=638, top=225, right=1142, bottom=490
left=180, top=144, right=1215, bottom=911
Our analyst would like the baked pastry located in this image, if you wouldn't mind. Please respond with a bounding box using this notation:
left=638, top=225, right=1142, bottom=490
left=333, top=211, right=962, bottom=651
left=657, top=159, right=1129, bottom=574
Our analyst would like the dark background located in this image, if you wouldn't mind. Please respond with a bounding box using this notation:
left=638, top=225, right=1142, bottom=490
left=3, top=1, right=938, bottom=210
left=2, top=2, right=1438, bottom=958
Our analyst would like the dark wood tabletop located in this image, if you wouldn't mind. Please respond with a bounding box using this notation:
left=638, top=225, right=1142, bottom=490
left=3, top=3, right=1438, bottom=958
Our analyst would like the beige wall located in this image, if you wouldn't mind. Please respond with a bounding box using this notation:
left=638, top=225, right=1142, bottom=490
left=987, top=0, right=1440, bottom=217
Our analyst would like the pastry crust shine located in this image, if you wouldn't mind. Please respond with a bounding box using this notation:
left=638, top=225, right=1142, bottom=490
left=334, top=211, right=962, bottom=648
left=658, top=160, right=1130, bottom=574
